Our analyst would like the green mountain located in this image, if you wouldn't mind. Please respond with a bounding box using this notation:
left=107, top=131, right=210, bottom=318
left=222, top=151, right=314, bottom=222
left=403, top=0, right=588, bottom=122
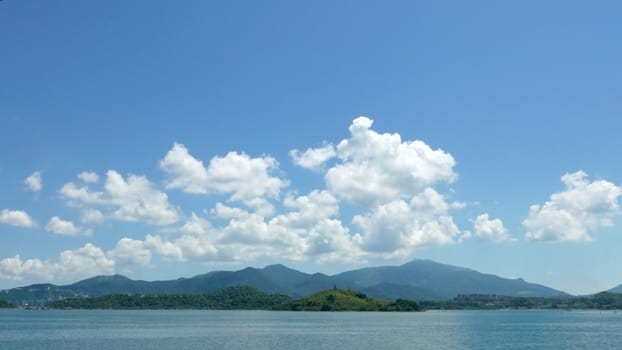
left=0, top=259, right=568, bottom=306
left=274, top=288, right=420, bottom=311
left=336, top=259, right=567, bottom=300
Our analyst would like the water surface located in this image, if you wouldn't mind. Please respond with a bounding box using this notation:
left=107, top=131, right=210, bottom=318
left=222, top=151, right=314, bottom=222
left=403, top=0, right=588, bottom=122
left=1, top=309, right=621, bottom=349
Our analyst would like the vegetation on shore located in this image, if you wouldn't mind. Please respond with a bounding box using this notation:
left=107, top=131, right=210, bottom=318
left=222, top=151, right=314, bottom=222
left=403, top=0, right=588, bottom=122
left=273, top=288, right=421, bottom=311
left=421, top=292, right=622, bottom=310
left=47, top=286, right=421, bottom=311
left=25, top=285, right=622, bottom=311
left=0, top=300, right=16, bottom=308
left=48, top=286, right=291, bottom=310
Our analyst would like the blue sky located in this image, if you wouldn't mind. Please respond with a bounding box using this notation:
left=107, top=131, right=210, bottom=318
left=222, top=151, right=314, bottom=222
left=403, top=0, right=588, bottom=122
left=1, top=1, right=621, bottom=295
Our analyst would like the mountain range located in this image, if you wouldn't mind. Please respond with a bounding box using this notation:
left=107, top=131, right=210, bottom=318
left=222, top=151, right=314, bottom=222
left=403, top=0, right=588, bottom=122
left=0, top=259, right=570, bottom=306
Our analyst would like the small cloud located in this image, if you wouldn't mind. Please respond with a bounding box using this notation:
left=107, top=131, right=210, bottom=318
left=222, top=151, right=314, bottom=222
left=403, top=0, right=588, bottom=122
left=289, top=143, right=336, bottom=170
left=0, top=209, right=37, bottom=228
left=45, top=216, right=83, bottom=236
left=77, top=171, right=99, bottom=183
left=81, top=209, right=104, bottom=224
left=450, top=201, right=468, bottom=209
left=24, top=171, right=42, bottom=192
left=473, top=213, right=510, bottom=242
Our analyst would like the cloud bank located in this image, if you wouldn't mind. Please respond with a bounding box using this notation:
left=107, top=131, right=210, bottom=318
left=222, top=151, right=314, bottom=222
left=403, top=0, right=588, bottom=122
left=2, top=117, right=620, bottom=284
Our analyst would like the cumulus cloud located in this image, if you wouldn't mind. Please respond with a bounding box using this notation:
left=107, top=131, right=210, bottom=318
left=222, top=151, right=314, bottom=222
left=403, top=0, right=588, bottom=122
left=143, top=234, right=183, bottom=261
left=270, top=190, right=359, bottom=262
left=0, top=237, right=160, bottom=282
left=159, top=143, right=288, bottom=211
left=180, top=212, right=211, bottom=235
left=158, top=143, right=208, bottom=194
left=0, top=209, right=37, bottom=228
left=108, top=238, right=152, bottom=271
left=104, top=170, right=179, bottom=225
left=128, top=190, right=360, bottom=264
left=45, top=216, right=85, bottom=236
left=0, top=255, right=52, bottom=281
left=59, top=182, right=103, bottom=204
left=325, top=117, right=456, bottom=207
left=78, top=171, right=99, bottom=183
left=473, top=213, right=509, bottom=242
left=524, top=171, right=622, bottom=242
left=24, top=171, right=42, bottom=192
left=60, top=170, right=180, bottom=226
left=0, top=243, right=115, bottom=282
left=81, top=209, right=104, bottom=224
left=108, top=118, right=465, bottom=265
left=129, top=189, right=461, bottom=265
left=289, top=144, right=336, bottom=170
left=352, top=188, right=461, bottom=258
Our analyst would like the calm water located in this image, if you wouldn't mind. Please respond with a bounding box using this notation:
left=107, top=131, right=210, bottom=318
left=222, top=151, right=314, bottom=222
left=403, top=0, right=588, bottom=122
left=1, top=309, right=621, bottom=349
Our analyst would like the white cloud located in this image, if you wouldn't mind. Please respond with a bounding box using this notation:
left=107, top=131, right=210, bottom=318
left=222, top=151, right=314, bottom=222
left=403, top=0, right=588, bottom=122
left=325, top=117, right=456, bottom=207
left=108, top=238, right=152, bottom=271
left=24, top=171, right=42, bottom=192
left=60, top=170, right=180, bottom=226
left=206, top=151, right=288, bottom=201
left=55, top=243, right=115, bottom=278
left=159, top=143, right=288, bottom=211
left=0, top=243, right=115, bottom=282
left=172, top=234, right=222, bottom=262
left=131, top=190, right=360, bottom=264
left=473, top=213, right=509, bottom=242
left=45, top=216, right=84, bottom=236
left=143, top=234, right=183, bottom=261
left=0, top=255, right=53, bottom=281
left=352, top=188, right=461, bottom=257
left=269, top=190, right=360, bottom=262
left=289, top=143, right=336, bottom=170
left=524, top=171, right=622, bottom=242
left=0, top=209, right=37, bottom=228
left=81, top=209, right=104, bottom=224
left=59, top=182, right=103, bottom=204
left=158, top=143, right=209, bottom=194
left=104, top=170, right=179, bottom=225
left=78, top=171, right=99, bottom=183
left=180, top=212, right=211, bottom=235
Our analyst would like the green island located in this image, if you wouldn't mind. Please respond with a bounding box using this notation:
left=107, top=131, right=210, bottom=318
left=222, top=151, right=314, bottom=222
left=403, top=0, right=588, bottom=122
left=0, top=300, right=16, bottom=308
left=421, top=292, right=622, bottom=310
left=46, top=286, right=421, bottom=311
left=274, top=288, right=421, bottom=311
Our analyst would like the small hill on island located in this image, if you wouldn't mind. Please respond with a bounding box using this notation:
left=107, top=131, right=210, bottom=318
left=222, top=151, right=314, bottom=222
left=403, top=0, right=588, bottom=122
left=274, top=288, right=420, bottom=312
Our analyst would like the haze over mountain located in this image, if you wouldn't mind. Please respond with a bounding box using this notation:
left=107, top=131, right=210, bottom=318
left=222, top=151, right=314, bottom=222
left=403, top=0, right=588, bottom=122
left=0, top=259, right=568, bottom=306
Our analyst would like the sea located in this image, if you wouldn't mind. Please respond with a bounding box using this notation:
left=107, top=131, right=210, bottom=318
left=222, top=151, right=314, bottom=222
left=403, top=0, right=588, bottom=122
left=1, top=309, right=621, bottom=349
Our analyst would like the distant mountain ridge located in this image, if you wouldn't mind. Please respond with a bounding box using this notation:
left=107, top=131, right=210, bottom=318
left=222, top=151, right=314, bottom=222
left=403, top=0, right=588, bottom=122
left=0, top=259, right=568, bottom=306
left=608, top=284, right=622, bottom=294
